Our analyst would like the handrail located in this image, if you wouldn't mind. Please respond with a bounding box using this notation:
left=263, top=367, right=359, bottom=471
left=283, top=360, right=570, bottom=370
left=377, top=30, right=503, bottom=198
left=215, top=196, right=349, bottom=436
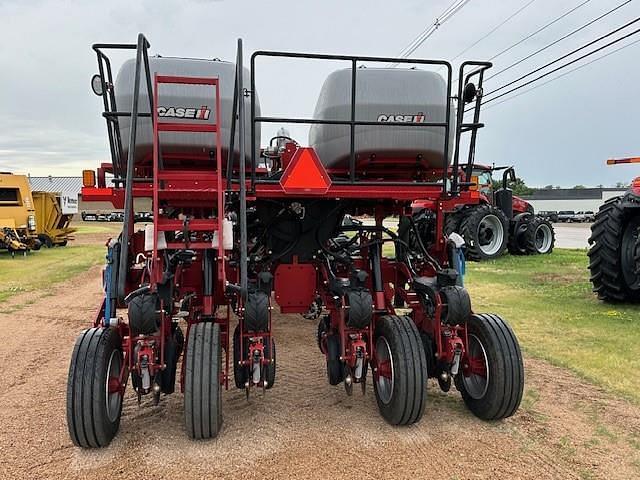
left=250, top=51, right=455, bottom=194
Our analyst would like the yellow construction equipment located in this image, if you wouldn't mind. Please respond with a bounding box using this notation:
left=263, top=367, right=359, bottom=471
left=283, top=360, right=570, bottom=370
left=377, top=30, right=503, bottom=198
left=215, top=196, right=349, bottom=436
left=0, top=173, right=77, bottom=254
left=32, top=191, right=76, bottom=247
left=0, top=172, right=40, bottom=253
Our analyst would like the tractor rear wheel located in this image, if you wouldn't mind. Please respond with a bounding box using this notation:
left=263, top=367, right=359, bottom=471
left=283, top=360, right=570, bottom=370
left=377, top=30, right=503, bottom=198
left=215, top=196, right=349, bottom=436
left=66, top=327, right=123, bottom=448
left=507, top=212, right=531, bottom=255
left=459, top=206, right=509, bottom=261
left=373, top=315, right=427, bottom=425
left=184, top=322, right=223, bottom=440
left=455, top=313, right=524, bottom=420
left=523, top=216, right=555, bottom=255
left=588, top=197, right=640, bottom=302
left=444, top=211, right=463, bottom=236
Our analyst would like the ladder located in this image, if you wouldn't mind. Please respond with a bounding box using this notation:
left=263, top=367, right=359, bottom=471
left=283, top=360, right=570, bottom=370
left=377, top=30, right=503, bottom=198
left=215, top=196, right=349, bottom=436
left=150, top=74, right=225, bottom=314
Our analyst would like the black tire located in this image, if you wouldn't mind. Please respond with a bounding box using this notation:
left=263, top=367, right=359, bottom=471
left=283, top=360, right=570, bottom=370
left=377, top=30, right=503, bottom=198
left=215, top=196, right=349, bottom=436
left=444, top=211, right=463, bottom=236
left=345, top=290, right=373, bottom=329
left=523, top=217, right=555, bottom=255
left=373, top=315, right=427, bottom=426
left=317, top=315, right=330, bottom=354
left=127, top=293, right=159, bottom=336
left=455, top=313, right=524, bottom=420
left=38, top=234, right=53, bottom=248
left=588, top=197, right=640, bottom=302
left=440, top=285, right=471, bottom=326
left=326, top=334, right=344, bottom=386
left=184, top=322, right=222, bottom=440
left=459, top=205, right=509, bottom=261
left=420, top=332, right=437, bottom=378
left=264, top=337, right=276, bottom=389
left=60, top=240, right=68, bottom=247
left=160, top=326, right=184, bottom=394
left=233, top=325, right=247, bottom=389
left=507, top=212, right=532, bottom=255
left=67, top=327, right=123, bottom=448
left=244, top=292, right=269, bottom=332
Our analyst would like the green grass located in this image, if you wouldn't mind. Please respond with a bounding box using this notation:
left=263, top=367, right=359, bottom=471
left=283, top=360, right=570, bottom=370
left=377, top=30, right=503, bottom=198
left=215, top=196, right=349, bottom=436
left=465, top=249, right=640, bottom=403
left=0, top=244, right=105, bottom=305
left=74, top=223, right=121, bottom=235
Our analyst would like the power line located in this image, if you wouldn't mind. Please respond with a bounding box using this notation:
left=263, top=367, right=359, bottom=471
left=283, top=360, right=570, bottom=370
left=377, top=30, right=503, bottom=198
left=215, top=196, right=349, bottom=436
left=489, top=0, right=593, bottom=61
left=396, top=0, right=462, bottom=58
left=484, top=15, right=640, bottom=98
left=482, top=24, right=640, bottom=105
left=487, top=0, right=634, bottom=81
left=390, top=0, right=472, bottom=67
left=448, top=0, right=538, bottom=64
left=480, top=36, right=640, bottom=111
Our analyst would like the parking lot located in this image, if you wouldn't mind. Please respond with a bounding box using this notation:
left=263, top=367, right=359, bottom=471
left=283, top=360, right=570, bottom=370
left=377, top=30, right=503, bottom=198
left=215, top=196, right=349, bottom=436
left=553, top=222, right=591, bottom=249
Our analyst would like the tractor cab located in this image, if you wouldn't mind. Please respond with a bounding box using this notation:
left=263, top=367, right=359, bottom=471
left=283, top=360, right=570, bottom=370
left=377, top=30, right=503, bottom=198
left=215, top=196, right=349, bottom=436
left=467, top=164, right=533, bottom=217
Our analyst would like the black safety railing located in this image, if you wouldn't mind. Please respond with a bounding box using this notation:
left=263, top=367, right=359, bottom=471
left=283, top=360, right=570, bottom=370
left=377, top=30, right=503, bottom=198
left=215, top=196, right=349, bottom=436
left=452, top=61, right=492, bottom=194
left=93, top=34, right=154, bottom=186
left=248, top=51, right=491, bottom=196
left=92, top=33, right=154, bottom=300
left=225, top=39, right=249, bottom=299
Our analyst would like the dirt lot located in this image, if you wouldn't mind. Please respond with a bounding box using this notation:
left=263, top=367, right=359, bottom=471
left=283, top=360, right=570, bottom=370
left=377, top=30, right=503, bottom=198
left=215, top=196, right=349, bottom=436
left=1, top=233, right=639, bottom=479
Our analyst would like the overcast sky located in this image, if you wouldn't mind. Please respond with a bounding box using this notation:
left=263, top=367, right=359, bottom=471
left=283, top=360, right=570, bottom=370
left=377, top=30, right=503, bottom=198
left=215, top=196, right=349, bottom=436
left=1, top=0, right=639, bottom=187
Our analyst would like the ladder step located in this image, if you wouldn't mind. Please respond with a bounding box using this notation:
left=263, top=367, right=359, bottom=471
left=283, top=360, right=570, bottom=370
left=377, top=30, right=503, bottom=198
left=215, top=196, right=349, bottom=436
left=158, top=189, right=218, bottom=198
left=156, top=218, right=218, bottom=232
left=156, top=171, right=220, bottom=182
left=165, top=241, right=217, bottom=250
left=157, top=123, right=217, bottom=133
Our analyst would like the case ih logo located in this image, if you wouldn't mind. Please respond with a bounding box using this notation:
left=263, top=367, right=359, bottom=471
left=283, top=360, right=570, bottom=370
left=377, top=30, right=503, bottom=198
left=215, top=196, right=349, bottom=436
left=376, top=112, right=426, bottom=123
left=157, top=105, right=211, bottom=120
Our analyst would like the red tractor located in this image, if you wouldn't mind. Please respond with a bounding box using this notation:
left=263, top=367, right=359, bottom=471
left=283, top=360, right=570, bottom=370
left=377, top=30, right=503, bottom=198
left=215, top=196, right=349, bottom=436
left=415, top=165, right=555, bottom=261
left=67, top=35, right=524, bottom=447
left=588, top=156, right=640, bottom=302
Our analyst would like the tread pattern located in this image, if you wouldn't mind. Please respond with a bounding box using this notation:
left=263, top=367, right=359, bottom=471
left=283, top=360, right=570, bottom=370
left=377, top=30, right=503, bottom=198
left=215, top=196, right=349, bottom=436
left=588, top=196, right=640, bottom=302
left=67, top=327, right=122, bottom=448
left=374, top=315, right=427, bottom=426
left=127, top=293, right=159, bottom=335
left=244, top=292, right=270, bottom=332
left=458, top=205, right=509, bottom=261
left=185, top=322, right=222, bottom=439
left=456, top=313, right=524, bottom=420
left=345, top=290, right=373, bottom=329
left=444, top=212, right=463, bottom=236
left=440, top=285, right=471, bottom=326
left=507, top=212, right=532, bottom=255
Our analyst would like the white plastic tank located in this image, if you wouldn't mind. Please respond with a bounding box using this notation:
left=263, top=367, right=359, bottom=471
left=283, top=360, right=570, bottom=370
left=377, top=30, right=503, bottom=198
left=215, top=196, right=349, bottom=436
left=309, top=67, right=454, bottom=175
left=115, top=56, right=259, bottom=168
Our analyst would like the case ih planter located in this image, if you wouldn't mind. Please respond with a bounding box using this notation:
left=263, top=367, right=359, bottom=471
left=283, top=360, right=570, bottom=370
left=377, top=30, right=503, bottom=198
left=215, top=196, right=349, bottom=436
left=67, top=34, right=524, bottom=447
left=589, top=156, right=640, bottom=302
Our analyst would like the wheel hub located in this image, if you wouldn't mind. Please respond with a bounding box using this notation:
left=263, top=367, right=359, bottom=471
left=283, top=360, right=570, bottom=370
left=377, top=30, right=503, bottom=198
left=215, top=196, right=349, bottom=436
left=477, top=214, right=504, bottom=256
left=535, top=223, right=553, bottom=253
left=374, top=336, right=394, bottom=405
left=105, top=350, right=122, bottom=423
left=621, top=217, right=640, bottom=289
left=462, top=334, right=489, bottom=400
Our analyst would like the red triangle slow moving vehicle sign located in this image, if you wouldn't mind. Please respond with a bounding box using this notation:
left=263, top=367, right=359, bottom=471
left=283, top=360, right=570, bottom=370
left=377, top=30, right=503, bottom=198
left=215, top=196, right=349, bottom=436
left=280, top=147, right=332, bottom=194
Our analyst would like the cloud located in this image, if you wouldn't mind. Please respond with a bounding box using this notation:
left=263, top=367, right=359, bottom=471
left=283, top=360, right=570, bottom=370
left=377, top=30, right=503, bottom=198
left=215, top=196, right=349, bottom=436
left=1, top=0, right=639, bottom=186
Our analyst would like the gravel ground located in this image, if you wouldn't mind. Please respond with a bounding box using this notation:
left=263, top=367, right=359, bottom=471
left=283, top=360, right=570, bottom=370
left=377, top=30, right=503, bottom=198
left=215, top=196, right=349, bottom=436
left=1, top=235, right=639, bottom=479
